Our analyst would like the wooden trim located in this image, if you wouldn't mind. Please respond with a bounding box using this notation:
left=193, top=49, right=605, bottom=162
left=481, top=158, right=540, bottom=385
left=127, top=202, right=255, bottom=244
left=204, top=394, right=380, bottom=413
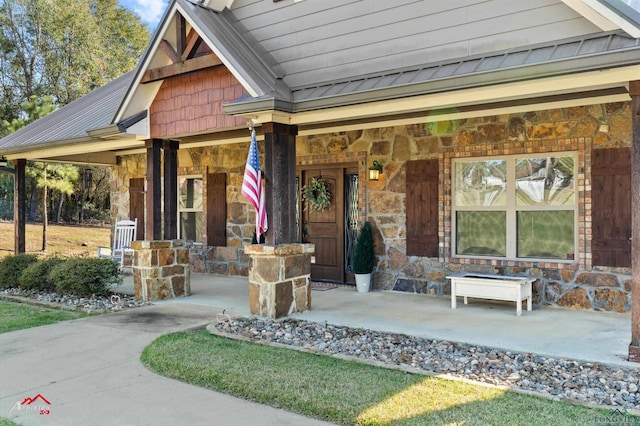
left=207, top=172, right=227, bottom=247
left=145, top=139, right=162, bottom=240
left=406, top=159, right=439, bottom=257
left=630, top=82, right=640, bottom=351
left=129, top=178, right=145, bottom=241
left=163, top=140, right=179, bottom=240
left=176, top=15, right=186, bottom=59
left=159, top=39, right=180, bottom=64
left=14, top=159, right=26, bottom=253
left=141, top=54, right=223, bottom=83
left=182, top=29, right=201, bottom=61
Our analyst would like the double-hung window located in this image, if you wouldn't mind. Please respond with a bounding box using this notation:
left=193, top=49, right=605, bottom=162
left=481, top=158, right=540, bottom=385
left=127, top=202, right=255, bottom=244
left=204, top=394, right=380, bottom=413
left=178, top=176, right=204, bottom=243
left=452, top=153, right=577, bottom=261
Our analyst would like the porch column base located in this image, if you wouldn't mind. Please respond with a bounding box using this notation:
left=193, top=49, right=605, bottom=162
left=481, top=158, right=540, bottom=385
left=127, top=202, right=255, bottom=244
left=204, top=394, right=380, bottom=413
left=245, top=243, right=314, bottom=318
left=132, top=240, right=191, bottom=302
left=629, top=344, right=640, bottom=363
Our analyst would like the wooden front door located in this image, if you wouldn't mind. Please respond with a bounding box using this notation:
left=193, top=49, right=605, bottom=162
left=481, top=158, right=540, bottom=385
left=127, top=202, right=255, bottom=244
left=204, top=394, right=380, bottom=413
left=301, top=168, right=345, bottom=283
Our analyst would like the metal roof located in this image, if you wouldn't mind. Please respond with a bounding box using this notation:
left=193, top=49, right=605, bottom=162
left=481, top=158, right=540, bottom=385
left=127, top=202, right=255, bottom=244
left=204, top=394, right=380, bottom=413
left=0, top=71, right=135, bottom=151
left=278, top=32, right=640, bottom=111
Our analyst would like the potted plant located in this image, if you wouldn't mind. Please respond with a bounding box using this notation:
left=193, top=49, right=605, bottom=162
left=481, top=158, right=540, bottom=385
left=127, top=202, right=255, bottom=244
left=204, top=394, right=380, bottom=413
left=353, top=221, right=375, bottom=292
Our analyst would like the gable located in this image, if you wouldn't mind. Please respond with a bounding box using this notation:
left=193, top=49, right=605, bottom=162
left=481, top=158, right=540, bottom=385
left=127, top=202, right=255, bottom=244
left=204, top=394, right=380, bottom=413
left=115, top=0, right=285, bottom=126
left=150, top=66, right=248, bottom=138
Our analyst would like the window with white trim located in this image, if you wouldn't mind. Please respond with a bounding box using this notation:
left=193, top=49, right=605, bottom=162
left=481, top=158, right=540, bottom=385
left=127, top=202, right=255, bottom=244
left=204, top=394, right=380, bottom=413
left=178, top=176, right=204, bottom=243
left=452, top=153, right=577, bottom=261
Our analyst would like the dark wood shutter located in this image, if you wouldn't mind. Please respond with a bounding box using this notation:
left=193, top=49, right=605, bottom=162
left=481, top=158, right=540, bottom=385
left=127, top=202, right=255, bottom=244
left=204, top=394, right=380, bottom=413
left=592, top=147, right=631, bottom=267
left=207, top=172, right=226, bottom=247
left=129, top=178, right=145, bottom=241
left=406, top=159, right=439, bottom=257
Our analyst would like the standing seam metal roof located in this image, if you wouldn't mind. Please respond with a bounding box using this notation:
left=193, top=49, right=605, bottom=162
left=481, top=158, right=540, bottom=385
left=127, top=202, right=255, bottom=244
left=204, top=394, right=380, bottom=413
left=0, top=71, right=135, bottom=150
left=287, top=32, right=640, bottom=104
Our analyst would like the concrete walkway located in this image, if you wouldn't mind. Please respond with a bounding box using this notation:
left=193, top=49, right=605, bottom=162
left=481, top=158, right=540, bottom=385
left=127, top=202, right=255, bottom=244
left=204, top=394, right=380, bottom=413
left=0, top=302, right=333, bottom=426
left=1, top=273, right=636, bottom=425
left=142, top=274, right=635, bottom=368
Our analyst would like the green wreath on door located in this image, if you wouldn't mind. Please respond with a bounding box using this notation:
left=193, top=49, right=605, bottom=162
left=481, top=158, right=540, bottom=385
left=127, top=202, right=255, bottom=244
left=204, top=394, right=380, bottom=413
left=301, top=176, right=331, bottom=212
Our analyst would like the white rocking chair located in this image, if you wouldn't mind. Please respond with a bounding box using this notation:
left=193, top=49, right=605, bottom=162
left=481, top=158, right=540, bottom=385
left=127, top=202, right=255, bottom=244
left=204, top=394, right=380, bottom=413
left=97, top=218, right=138, bottom=270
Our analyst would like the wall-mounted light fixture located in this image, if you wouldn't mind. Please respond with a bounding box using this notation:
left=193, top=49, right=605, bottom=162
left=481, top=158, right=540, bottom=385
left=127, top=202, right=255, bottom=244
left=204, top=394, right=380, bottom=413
left=0, top=156, right=7, bottom=167
left=369, top=160, right=383, bottom=181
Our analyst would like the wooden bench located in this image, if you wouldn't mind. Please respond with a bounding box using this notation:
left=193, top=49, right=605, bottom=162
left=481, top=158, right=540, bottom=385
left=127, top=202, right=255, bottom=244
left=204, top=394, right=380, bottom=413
left=447, top=274, right=533, bottom=316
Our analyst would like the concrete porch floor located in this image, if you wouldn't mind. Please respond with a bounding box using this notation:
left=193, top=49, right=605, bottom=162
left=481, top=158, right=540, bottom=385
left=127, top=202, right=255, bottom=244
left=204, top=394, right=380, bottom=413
left=120, top=273, right=636, bottom=369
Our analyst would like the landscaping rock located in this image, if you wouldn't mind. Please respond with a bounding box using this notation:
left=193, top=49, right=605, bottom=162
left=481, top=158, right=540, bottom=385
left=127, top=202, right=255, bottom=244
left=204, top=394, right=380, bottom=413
left=216, top=317, right=640, bottom=410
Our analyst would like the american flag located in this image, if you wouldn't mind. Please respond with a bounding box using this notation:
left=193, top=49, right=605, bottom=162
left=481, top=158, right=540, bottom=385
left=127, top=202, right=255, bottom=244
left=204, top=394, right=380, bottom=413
left=241, top=128, right=267, bottom=241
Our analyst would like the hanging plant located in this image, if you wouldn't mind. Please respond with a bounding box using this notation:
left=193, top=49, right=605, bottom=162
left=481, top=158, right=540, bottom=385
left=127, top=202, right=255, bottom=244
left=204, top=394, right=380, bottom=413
left=302, top=176, right=331, bottom=212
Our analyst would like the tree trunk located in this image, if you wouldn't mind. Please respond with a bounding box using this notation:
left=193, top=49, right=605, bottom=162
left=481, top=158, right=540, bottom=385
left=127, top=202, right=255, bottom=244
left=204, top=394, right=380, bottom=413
left=56, top=193, right=64, bottom=223
left=28, top=176, right=38, bottom=221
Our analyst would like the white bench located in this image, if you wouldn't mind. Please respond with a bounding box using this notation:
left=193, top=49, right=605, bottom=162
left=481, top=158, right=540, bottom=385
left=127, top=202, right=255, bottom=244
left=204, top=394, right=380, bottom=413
left=447, top=274, right=533, bottom=316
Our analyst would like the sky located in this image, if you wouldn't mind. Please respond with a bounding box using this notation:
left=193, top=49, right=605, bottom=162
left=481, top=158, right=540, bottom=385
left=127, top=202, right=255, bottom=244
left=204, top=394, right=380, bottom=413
left=118, top=0, right=168, bottom=31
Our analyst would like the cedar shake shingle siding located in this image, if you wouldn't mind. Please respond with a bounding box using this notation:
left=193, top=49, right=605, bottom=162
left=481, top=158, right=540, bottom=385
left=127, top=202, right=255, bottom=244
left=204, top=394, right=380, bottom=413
left=149, top=66, right=248, bottom=137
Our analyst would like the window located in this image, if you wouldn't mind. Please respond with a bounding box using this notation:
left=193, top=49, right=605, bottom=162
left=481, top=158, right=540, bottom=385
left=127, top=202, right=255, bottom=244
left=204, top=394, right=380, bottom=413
left=452, top=154, right=576, bottom=261
left=178, top=176, right=204, bottom=242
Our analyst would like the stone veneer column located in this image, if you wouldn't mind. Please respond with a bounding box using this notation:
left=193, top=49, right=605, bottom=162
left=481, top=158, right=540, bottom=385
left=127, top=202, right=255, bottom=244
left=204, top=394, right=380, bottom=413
left=245, top=243, right=314, bottom=318
left=132, top=240, right=191, bottom=302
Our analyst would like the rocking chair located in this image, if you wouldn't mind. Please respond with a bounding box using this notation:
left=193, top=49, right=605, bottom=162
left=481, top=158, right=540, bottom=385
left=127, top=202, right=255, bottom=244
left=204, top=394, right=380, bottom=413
left=97, top=218, right=138, bottom=270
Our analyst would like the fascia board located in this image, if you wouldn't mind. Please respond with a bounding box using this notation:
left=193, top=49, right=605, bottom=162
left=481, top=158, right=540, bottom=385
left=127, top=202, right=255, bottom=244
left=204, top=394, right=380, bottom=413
left=2, top=137, right=144, bottom=160
left=561, top=0, right=619, bottom=30
left=175, top=1, right=263, bottom=98
left=564, top=0, right=640, bottom=37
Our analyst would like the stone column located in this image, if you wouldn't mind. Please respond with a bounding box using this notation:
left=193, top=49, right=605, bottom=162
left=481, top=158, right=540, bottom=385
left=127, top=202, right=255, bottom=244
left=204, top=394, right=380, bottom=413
left=132, top=240, right=190, bottom=302
left=245, top=243, right=314, bottom=318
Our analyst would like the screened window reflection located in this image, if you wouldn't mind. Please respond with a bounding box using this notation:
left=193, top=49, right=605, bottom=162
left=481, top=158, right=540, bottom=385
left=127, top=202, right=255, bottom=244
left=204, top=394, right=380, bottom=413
left=454, top=160, right=506, bottom=207
left=515, top=157, right=574, bottom=206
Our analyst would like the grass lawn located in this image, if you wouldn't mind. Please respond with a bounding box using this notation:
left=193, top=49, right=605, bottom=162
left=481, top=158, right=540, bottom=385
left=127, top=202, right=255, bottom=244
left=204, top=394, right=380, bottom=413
left=0, top=221, right=110, bottom=260
left=0, top=300, right=88, bottom=333
left=0, top=418, right=20, bottom=426
left=142, top=330, right=613, bottom=426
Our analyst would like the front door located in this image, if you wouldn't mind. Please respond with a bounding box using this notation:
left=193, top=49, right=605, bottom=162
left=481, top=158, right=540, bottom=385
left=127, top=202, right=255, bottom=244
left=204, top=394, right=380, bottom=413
left=301, top=168, right=345, bottom=282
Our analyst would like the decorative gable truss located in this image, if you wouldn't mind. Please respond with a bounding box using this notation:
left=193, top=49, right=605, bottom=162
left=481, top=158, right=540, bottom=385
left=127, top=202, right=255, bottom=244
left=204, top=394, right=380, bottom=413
left=141, top=14, right=222, bottom=84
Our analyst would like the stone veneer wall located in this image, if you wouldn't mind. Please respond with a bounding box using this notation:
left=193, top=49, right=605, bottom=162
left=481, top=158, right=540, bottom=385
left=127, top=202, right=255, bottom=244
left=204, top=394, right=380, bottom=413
left=296, top=102, right=633, bottom=313
left=111, top=101, right=633, bottom=312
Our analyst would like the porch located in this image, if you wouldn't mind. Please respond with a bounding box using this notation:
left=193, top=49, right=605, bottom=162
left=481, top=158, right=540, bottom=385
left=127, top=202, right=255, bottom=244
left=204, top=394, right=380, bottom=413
left=120, top=272, right=634, bottom=368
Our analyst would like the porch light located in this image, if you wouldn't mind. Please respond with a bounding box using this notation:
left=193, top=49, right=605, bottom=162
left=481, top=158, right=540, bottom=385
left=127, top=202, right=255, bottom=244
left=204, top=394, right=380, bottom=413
left=369, top=160, right=383, bottom=181
left=0, top=156, right=7, bottom=167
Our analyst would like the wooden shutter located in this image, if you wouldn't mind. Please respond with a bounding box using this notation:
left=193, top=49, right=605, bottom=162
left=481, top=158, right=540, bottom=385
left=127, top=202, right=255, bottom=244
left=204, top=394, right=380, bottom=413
left=592, top=147, right=631, bottom=267
left=207, top=172, right=226, bottom=247
left=129, top=178, right=145, bottom=241
left=406, top=159, right=439, bottom=257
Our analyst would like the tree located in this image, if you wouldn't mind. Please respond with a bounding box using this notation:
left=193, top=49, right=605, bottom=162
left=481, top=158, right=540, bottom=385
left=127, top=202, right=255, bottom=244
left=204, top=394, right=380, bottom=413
left=0, top=0, right=149, bottom=129
left=0, top=0, right=149, bottom=244
left=1, top=94, right=54, bottom=133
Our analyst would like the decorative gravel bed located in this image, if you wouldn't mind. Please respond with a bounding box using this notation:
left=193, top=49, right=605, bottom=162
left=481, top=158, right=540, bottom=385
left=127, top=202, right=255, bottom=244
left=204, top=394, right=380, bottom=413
left=1, top=287, right=150, bottom=313
left=216, top=317, right=640, bottom=411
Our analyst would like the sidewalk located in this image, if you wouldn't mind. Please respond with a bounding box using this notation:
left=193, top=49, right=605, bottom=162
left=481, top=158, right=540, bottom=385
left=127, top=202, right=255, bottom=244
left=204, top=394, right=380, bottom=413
left=0, top=302, right=334, bottom=426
